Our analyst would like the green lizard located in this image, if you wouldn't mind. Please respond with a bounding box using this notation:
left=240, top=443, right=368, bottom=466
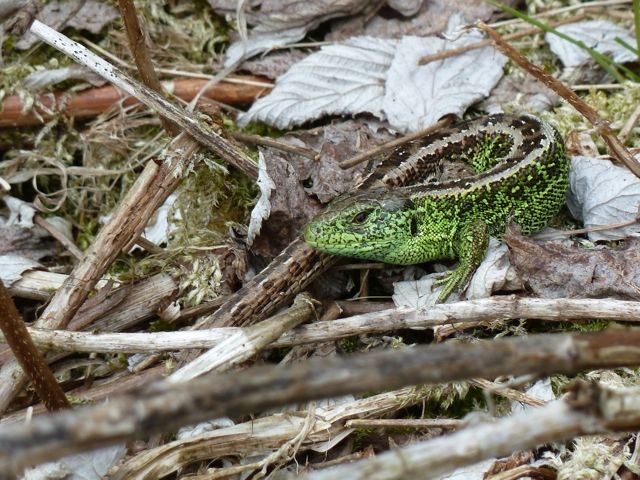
left=304, top=114, right=569, bottom=302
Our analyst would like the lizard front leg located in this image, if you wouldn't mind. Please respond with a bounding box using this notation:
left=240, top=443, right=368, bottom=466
left=434, top=217, right=489, bottom=303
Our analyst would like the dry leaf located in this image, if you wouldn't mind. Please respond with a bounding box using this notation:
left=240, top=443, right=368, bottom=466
left=356, top=0, right=498, bottom=38
left=506, top=230, right=640, bottom=300
left=240, top=14, right=506, bottom=132
left=238, top=36, right=395, bottom=129
left=382, top=15, right=506, bottom=132
left=220, top=0, right=371, bottom=66
left=546, top=20, right=638, bottom=69
left=16, top=0, right=118, bottom=50
left=567, top=156, right=640, bottom=241
left=0, top=197, right=55, bottom=285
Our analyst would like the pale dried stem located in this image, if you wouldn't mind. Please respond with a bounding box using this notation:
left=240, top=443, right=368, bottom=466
left=0, top=134, right=193, bottom=413
left=29, top=20, right=257, bottom=177
left=3, top=330, right=640, bottom=473
left=619, top=101, right=640, bottom=143
left=345, top=418, right=463, bottom=429
left=112, top=387, right=422, bottom=479
left=166, top=293, right=317, bottom=383
left=9, top=296, right=640, bottom=354
left=572, top=83, right=639, bottom=90
left=300, top=382, right=640, bottom=480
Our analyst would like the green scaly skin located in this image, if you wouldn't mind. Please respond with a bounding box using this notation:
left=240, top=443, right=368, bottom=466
left=304, top=114, right=570, bottom=302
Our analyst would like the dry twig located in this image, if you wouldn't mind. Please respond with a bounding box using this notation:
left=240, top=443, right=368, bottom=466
left=476, top=21, right=640, bottom=178
left=300, top=381, right=640, bottom=480
left=10, top=296, right=640, bottom=354
left=3, top=330, right=640, bottom=473
left=0, top=78, right=269, bottom=128
left=0, top=280, right=69, bottom=411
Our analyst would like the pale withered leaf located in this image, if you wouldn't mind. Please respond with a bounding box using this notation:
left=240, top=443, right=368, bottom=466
left=546, top=20, right=638, bottom=69
left=568, top=156, right=640, bottom=241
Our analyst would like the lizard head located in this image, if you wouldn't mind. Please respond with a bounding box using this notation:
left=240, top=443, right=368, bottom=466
left=303, top=189, right=418, bottom=264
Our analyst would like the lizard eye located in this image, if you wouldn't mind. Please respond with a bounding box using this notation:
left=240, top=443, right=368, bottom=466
left=353, top=209, right=372, bottom=224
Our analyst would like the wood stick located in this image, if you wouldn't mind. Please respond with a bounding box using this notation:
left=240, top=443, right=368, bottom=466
left=0, top=280, right=69, bottom=411
left=9, top=296, right=640, bottom=354
left=116, top=0, right=178, bottom=135
left=301, top=381, right=640, bottom=480
left=345, top=418, right=463, bottom=429
left=476, top=21, right=640, bottom=179
left=29, top=20, right=258, bottom=178
left=2, top=330, right=640, bottom=473
left=0, top=77, right=269, bottom=128
left=166, top=293, right=317, bottom=383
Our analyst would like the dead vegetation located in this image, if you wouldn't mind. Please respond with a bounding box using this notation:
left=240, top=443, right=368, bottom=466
left=1, top=0, right=640, bottom=478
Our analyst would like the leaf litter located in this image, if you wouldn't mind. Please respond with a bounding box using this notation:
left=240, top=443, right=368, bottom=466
left=2, top=0, right=640, bottom=478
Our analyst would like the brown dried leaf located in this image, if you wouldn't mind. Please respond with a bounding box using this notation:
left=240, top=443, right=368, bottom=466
left=330, top=0, right=498, bottom=39
left=289, top=120, right=395, bottom=202
left=240, top=50, right=308, bottom=79
left=506, top=228, right=640, bottom=300
left=249, top=120, right=394, bottom=258
left=249, top=147, right=323, bottom=258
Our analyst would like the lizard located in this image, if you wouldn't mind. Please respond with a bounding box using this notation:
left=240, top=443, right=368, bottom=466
left=304, top=114, right=570, bottom=302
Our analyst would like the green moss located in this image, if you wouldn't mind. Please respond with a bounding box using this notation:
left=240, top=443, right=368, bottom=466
left=352, top=426, right=377, bottom=451
left=548, top=83, right=640, bottom=149
left=337, top=336, right=361, bottom=353
left=98, top=1, right=229, bottom=70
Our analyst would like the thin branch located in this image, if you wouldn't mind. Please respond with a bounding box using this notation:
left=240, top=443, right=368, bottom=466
left=0, top=280, right=69, bottom=411
left=345, top=418, right=463, bottom=429
left=476, top=21, right=640, bottom=179
left=117, top=0, right=178, bottom=135
left=231, top=131, right=320, bottom=161
left=300, top=381, right=640, bottom=480
left=11, top=296, right=640, bottom=353
left=0, top=77, right=268, bottom=128
left=3, top=330, right=640, bottom=473
left=29, top=20, right=258, bottom=178
left=339, top=117, right=453, bottom=169
left=166, top=293, right=318, bottom=383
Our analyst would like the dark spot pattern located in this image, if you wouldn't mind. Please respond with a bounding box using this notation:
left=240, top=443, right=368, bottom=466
left=304, top=114, right=569, bottom=272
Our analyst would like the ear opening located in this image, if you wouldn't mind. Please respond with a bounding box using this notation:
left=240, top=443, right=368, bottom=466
left=410, top=215, right=418, bottom=236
